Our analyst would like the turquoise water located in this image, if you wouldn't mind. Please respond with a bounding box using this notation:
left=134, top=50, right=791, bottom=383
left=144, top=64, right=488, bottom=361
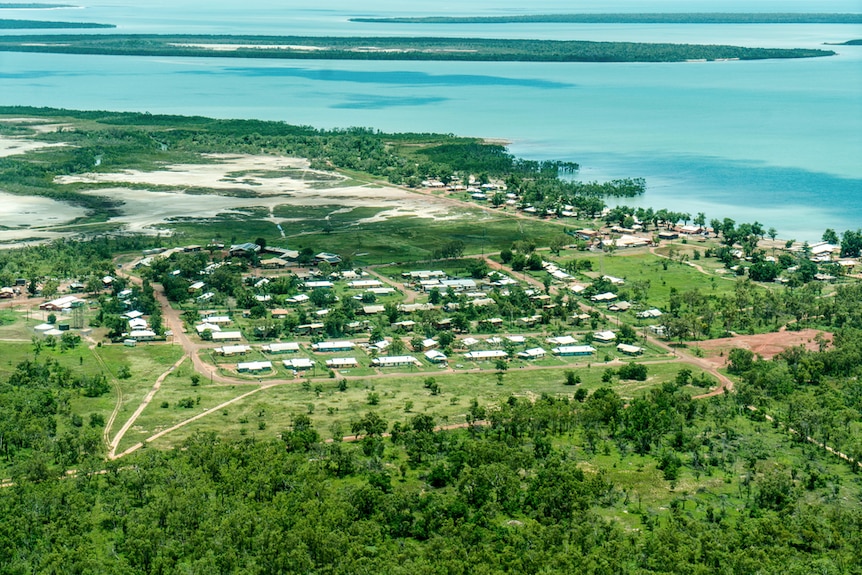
left=0, top=0, right=860, bottom=240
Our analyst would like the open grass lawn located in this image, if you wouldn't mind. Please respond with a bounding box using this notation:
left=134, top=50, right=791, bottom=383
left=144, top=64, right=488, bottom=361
left=85, top=343, right=186, bottom=439
left=558, top=249, right=741, bottom=306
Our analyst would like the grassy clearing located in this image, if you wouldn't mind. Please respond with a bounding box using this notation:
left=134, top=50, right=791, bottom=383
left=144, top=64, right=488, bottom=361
left=146, top=361, right=709, bottom=447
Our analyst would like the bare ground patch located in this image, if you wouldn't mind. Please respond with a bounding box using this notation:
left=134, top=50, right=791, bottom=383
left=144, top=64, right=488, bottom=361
left=691, top=328, right=832, bottom=368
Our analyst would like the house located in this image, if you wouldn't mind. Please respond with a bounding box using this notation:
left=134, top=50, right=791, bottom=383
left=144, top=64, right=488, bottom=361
left=123, top=310, right=144, bottom=320
left=608, top=301, right=633, bottom=312
left=270, top=309, right=290, bottom=319
left=314, top=252, right=341, bottom=265
left=40, top=295, right=83, bottom=311
left=372, top=355, right=421, bottom=368
left=391, top=320, right=416, bottom=331
left=128, top=318, right=148, bottom=330
left=237, top=360, right=272, bottom=373
left=367, top=287, right=396, bottom=295
left=552, top=345, right=595, bottom=357
left=283, top=358, right=315, bottom=370
left=295, top=323, right=325, bottom=335
left=304, top=280, right=334, bottom=290
left=420, top=338, right=438, bottom=350
left=261, top=342, right=300, bottom=354
left=517, top=347, right=546, bottom=360
left=260, top=257, right=288, bottom=269
left=591, top=292, right=618, bottom=303
left=326, top=357, right=358, bottom=369
left=424, top=349, right=448, bottom=364
left=362, top=305, right=386, bottom=315
left=204, top=315, right=232, bottom=325
left=196, top=323, right=222, bottom=334
left=0, top=287, right=15, bottom=299
left=312, top=341, right=355, bottom=352
left=287, top=294, right=310, bottom=304
left=617, top=343, right=644, bottom=356
left=461, top=337, right=480, bottom=347
left=480, top=317, right=504, bottom=329
left=128, top=329, right=157, bottom=341
left=211, top=331, right=243, bottom=342
left=636, top=309, right=663, bottom=319
left=348, top=280, right=383, bottom=289
left=593, top=331, right=617, bottom=343
left=658, top=230, right=679, bottom=240
left=464, top=350, right=508, bottom=360
left=602, top=275, right=625, bottom=285
left=215, top=345, right=252, bottom=356
left=229, top=243, right=261, bottom=257
left=506, top=335, right=526, bottom=344
left=188, top=281, right=206, bottom=293
left=441, top=279, right=477, bottom=291
left=547, top=335, right=577, bottom=346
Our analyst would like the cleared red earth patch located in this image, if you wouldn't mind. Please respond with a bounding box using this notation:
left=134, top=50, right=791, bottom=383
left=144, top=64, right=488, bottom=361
left=690, top=329, right=831, bottom=368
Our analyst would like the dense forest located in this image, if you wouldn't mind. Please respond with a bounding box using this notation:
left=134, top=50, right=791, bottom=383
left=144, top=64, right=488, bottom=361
left=0, top=34, right=834, bottom=62
left=353, top=13, right=862, bottom=25
left=1, top=358, right=860, bottom=573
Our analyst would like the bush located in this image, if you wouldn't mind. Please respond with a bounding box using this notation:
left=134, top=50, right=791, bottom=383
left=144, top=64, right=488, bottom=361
left=177, top=397, right=195, bottom=409
left=618, top=362, right=648, bottom=381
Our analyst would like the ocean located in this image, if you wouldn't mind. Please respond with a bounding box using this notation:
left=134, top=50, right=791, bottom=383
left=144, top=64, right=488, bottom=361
left=1, top=0, right=860, bottom=240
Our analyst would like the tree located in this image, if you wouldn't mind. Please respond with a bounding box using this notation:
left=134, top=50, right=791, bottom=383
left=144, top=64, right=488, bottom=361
left=564, top=370, right=581, bottom=386
left=728, top=347, right=754, bottom=374
left=821, top=228, right=839, bottom=244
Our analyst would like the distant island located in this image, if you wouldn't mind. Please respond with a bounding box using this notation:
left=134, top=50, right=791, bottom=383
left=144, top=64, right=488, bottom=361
left=0, top=2, right=75, bottom=7
left=0, top=19, right=113, bottom=29
left=0, top=34, right=835, bottom=62
left=351, top=13, right=862, bottom=25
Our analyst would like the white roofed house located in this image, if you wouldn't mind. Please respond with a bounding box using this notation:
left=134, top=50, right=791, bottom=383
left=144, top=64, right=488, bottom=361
left=312, top=341, right=355, bottom=352
left=424, top=349, right=448, bottom=364
left=617, top=343, right=644, bottom=356
left=517, top=347, right=546, bottom=360
left=283, top=358, right=315, bottom=371
left=372, top=355, right=421, bottom=368
left=215, top=345, right=252, bottom=356
left=261, top=342, right=300, bottom=354
left=237, top=360, right=272, bottom=374
left=593, top=331, right=617, bottom=344
left=326, top=357, right=358, bottom=369
left=211, top=331, right=243, bottom=342
left=552, top=345, right=595, bottom=357
left=464, top=350, right=508, bottom=360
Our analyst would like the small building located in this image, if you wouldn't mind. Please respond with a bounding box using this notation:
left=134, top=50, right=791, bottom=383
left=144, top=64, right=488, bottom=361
left=636, top=309, right=663, bottom=319
left=271, top=309, right=290, bottom=319
left=315, top=252, right=342, bottom=265
left=348, top=280, right=383, bottom=289
left=230, top=243, right=261, bottom=257
left=617, top=343, right=644, bottom=356
left=237, top=360, right=272, bottom=373
left=548, top=335, right=577, bottom=346
left=517, top=347, right=546, bottom=360
left=593, top=331, right=617, bottom=343
left=362, top=305, right=386, bottom=315
left=212, top=331, right=243, bottom=342
left=261, top=342, right=300, bottom=354
left=658, top=230, right=679, bottom=240
left=283, top=358, right=315, bottom=371
left=128, top=329, right=157, bottom=341
left=552, top=345, right=595, bottom=357
left=0, top=287, right=15, bottom=299
left=287, top=294, right=310, bottom=304
left=391, top=320, right=416, bottom=331
left=424, top=349, right=448, bottom=364
left=304, top=280, right=334, bottom=290
left=188, top=281, right=206, bottom=293
left=591, top=292, right=618, bottom=302
left=372, top=355, right=421, bottom=368
left=608, top=301, right=633, bottom=312
left=204, top=315, right=232, bottom=325
left=326, top=357, right=358, bottom=369
left=295, top=323, right=325, bottom=335
left=40, top=295, right=84, bottom=311
left=312, top=341, right=355, bottom=352
left=464, top=350, right=508, bottom=360
left=215, top=345, right=252, bottom=356
left=196, top=323, right=222, bottom=334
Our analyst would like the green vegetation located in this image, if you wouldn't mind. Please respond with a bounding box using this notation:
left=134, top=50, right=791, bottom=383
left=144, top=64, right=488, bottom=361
left=353, top=12, right=862, bottom=24
left=0, top=19, right=114, bottom=29
left=0, top=34, right=834, bottom=62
